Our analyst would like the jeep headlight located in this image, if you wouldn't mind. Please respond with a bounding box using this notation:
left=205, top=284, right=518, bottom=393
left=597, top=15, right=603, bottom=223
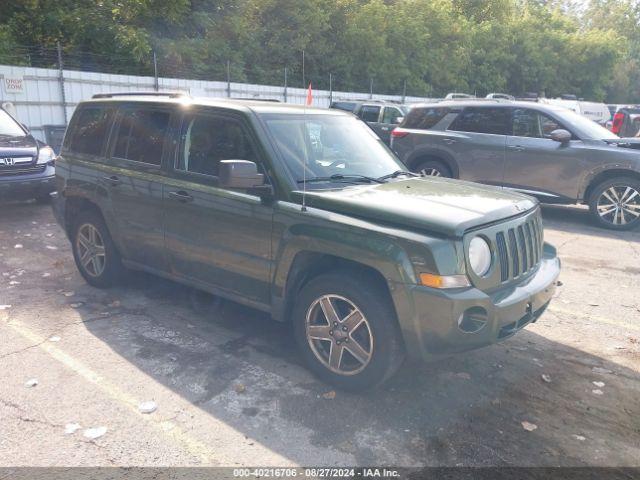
left=468, top=236, right=492, bottom=277
left=37, top=146, right=55, bottom=165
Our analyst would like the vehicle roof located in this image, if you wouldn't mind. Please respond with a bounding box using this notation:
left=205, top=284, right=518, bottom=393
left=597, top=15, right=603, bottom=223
left=408, top=99, right=569, bottom=112
left=80, top=94, right=350, bottom=116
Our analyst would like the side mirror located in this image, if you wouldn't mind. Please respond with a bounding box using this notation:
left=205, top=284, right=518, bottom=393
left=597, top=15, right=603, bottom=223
left=219, top=160, right=265, bottom=189
left=550, top=129, right=571, bottom=143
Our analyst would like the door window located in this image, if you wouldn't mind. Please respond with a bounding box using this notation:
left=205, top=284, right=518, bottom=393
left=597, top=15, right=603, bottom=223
left=112, top=108, right=170, bottom=165
left=66, top=106, right=114, bottom=156
left=512, top=109, right=566, bottom=139
left=177, top=113, right=257, bottom=178
left=381, top=107, right=403, bottom=124
left=448, top=107, right=510, bottom=135
left=403, top=107, right=450, bottom=130
left=358, top=105, right=381, bottom=123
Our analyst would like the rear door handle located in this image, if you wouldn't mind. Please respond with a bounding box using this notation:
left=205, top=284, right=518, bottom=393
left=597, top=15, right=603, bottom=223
left=442, top=138, right=457, bottom=145
left=101, top=175, right=121, bottom=186
left=507, top=145, right=526, bottom=152
left=168, top=190, right=194, bottom=203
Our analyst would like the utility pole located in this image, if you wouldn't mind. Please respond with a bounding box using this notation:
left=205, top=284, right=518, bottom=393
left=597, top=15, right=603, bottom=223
left=402, top=79, right=407, bottom=104
left=226, top=60, right=231, bottom=97
left=153, top=51, right=159, bottom=91
left=369, top=78, right=374, bottom=99
left=302, top=50, right=305, bottom=88
left=56, top=42, right=68, bottom=124
left=284, top=67, right=288, bottom=103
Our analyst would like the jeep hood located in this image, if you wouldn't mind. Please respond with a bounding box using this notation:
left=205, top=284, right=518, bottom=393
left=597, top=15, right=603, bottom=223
left=295, top=177, right=537, bottom=237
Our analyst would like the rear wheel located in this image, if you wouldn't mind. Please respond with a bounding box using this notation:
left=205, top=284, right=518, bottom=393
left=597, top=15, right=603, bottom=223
left=411, top=159, right=452, bottom=178
left=588, top=177, right=640, bottom=230
left=292, top=272, right=405, bottom=391
left=71, top=210, right=125, bottom=287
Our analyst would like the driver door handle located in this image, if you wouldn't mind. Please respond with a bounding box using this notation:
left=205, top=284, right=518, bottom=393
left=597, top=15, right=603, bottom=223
left=442, top=138, right=457, bottom=145
left=168, top=190, right=194, bottom=203
left=507, top=145, right=526, bottom=152
left=101, top=175, right=121, bottom=186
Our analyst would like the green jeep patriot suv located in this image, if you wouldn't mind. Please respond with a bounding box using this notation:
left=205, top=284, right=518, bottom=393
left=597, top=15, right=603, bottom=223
left=52, top=93, right=560, bottom=390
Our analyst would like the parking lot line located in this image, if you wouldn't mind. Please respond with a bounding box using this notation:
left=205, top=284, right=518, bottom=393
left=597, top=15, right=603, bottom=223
left=5, top=317, right=224, bottom=465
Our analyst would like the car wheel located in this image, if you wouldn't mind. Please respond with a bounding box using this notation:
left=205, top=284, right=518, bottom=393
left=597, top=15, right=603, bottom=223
left=292, top=272, right=405, bottom=391
left=71, top=210, right=125, bottom=287
left=412, top=159, right=452, bottom=178
left=588, top=177, right=640, bottom=230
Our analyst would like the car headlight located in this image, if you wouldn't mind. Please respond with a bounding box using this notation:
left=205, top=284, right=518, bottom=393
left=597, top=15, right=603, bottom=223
left=468, top=236, right=492, bottom=277
left=36, top=146, right=55, bottom=165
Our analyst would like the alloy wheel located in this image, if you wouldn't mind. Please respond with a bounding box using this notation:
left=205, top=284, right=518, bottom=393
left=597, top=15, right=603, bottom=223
left=305, top=294, right=373, bottom=375
left=419, top=167, right=442, bottom=177
left=76, top=223, right=106, bottom=277
left=596, top=185, right=640, bottom=226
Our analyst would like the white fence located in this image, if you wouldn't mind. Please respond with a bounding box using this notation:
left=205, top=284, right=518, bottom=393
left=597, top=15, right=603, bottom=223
left=0, top=64, right=434, bottom=144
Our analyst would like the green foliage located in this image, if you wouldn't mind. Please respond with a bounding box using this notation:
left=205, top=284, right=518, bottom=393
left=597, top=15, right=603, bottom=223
left=0, top=0, right=635, bottom=101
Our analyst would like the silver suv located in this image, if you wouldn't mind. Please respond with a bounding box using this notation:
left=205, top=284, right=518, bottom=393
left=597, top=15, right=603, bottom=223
left=391, top=100, right=640, bottom=230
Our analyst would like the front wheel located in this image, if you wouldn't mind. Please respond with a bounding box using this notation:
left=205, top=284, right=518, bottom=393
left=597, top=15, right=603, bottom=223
left=292, top=272, right=405, bottom=391
left=588, top=177, right=640, bottom=230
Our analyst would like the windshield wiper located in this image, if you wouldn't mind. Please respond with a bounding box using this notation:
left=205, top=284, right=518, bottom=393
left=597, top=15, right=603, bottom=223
left=297, top=174, right=385, bottom=184
left=376, top=170, right=419, bottom=181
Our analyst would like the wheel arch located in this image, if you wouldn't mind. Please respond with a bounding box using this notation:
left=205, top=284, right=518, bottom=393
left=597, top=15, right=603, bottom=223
left=406, top=148, right=459, bottom=178
left=63, top=196, right=106, bottom=236
left=582, top=168, right=640, bottom=202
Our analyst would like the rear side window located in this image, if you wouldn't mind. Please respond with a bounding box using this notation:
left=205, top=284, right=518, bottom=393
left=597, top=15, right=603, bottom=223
left=449, top=107, right=510, bottom=135
left=66, top=106, right=113, bottom=156
left=112, top=108, right=170, bottom=165
left=358, top=105, right=381, bottom=123
left=403, top=107, right=450, bottom=129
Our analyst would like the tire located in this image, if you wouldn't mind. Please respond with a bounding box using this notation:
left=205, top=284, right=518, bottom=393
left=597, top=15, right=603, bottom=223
left=71, top=209, right=125, bottom=288
left=35, top=192, right=51, bottom=204
left=588, top=177, right=640, bottom=230
left=292, top=272, right=405, bottom=391
left=411, top=159, right=452, bottom=178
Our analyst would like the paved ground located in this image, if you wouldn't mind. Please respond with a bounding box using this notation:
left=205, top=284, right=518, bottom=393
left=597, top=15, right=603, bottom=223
left=0, top=202, right=638, bottom=467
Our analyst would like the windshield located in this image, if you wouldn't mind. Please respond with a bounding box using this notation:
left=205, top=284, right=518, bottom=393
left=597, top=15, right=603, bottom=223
left=555, top=108, right=618, bottom=140
left=261, top=113, right=406, bottom=188
left=0, top=109, right=26, bottom=137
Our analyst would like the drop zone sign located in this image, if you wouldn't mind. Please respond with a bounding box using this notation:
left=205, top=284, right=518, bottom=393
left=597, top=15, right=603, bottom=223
left=4, top=76, right=25, bottom=94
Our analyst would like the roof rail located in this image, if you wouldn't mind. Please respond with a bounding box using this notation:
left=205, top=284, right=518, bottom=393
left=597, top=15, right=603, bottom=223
left=91, top=91, right=190, bottom=99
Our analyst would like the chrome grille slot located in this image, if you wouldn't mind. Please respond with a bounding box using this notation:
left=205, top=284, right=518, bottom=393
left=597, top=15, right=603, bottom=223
left=517, top=225, right=528, bottom=272
left=508, top=229, right=519, bottom=277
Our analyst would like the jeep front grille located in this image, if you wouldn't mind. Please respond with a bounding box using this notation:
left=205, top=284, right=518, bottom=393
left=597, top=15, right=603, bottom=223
left=495, top=215, right=543, bottom=283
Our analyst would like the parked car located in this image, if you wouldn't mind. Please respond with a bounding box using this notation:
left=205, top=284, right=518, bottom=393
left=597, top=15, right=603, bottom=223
left=391, top=100, right=640, bottom=230
left=52, top=93, right=560, bottom=390
left=611, top=106, right=640, bottom=137
left=330, top=100, right=409, bottom=145
left=539, top=98, right=611, bottom=126
left=0, top=106, right=56, bottom=203
left=444, top=93, right=475, bottom=100
left=486, top=93, right=515, bottom=100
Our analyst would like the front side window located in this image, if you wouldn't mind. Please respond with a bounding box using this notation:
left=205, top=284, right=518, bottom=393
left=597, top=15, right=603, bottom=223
left=261, top=113, right=405, bottom=189
left=67, top=107, right=113, bottom=156
left=381, top=107, right=404, bottom=124
left=512, top=108, right=565, bottom=139
left=0, top=109, right=26, bottom=137
left=176, top=113, right=256, bottom=178
left=358, top=105, right=381, bottom=123
left=449, top=107, right=510, bottom=135
left=112, top=108, right=170, bottom=165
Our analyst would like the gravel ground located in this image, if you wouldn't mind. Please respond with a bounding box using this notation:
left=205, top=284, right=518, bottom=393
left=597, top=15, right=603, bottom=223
left=0, top=202, right=638, bottom=467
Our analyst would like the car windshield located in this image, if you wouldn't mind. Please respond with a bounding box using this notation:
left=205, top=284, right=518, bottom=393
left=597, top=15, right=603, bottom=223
left=261, top=113, right=406, bottom=188
left=0, top=109, right=26, bottom=137
left=555, top=108, right=618, bottom=140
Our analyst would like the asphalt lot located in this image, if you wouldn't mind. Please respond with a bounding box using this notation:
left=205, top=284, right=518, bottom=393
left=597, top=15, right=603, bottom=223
left=0, top=202, right=638, bottom=467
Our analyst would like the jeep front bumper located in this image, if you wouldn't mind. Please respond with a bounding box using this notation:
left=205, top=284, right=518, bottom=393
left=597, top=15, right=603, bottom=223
left=394, top=243, right=561, bottom=360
